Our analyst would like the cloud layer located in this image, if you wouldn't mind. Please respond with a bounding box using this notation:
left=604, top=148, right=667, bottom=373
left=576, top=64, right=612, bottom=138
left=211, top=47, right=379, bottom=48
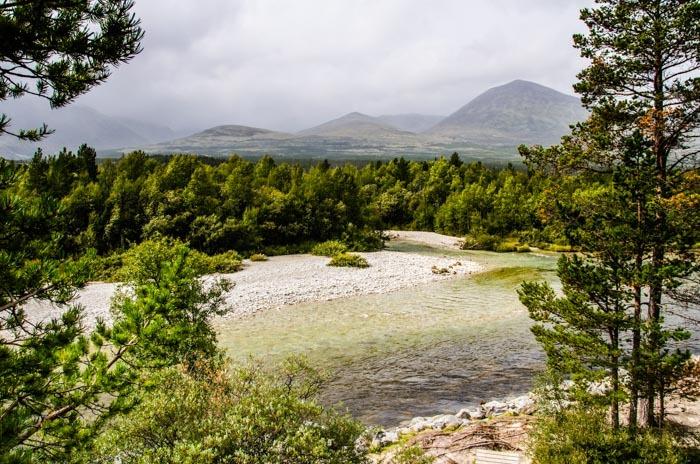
left=74, top=0, right=592, bottom=133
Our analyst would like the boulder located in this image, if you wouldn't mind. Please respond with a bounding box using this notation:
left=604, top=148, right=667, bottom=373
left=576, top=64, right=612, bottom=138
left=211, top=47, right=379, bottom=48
left=407, top=417, right=432, bottom=433
left=508, top=395, right=536, bottom=414
left=457, top=407, right=485, bottom=420
left=370, top=430, right=399, bottom=448
left=429, top=414, right=463, bottom=430
left=481, top=400, right=510, bottom=416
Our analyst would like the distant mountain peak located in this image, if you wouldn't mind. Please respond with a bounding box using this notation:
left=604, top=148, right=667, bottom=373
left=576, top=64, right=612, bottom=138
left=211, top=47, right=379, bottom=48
left=428, top=80, right=587, bottom=145
left=196, top=124, right=278, bottom=137
left=494, top=79, right=575, bottom=96
left=298, top=112, right=412, bottom=138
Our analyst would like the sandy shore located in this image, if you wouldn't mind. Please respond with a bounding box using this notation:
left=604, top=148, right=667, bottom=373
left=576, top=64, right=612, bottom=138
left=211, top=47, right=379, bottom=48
left=24, top=232, right=481, bottom=325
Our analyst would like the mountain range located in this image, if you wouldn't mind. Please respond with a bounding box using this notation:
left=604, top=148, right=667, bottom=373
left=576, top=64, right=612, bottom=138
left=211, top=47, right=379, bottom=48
left=0, top=99, right=182, bottom=160
left=1, top=80, right=588, bottom=161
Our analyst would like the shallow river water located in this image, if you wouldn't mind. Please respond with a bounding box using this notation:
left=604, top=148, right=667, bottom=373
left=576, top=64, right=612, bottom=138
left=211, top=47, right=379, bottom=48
left=216, top=240, right=560, bottom=426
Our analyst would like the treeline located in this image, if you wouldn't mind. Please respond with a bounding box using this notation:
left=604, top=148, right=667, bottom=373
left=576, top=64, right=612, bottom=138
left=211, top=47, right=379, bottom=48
left=8, top=147, right=574, bottom=260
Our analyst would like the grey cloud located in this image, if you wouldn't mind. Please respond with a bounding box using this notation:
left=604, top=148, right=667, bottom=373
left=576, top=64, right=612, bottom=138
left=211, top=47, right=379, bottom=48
left=68, top=0, right=594, bottom=133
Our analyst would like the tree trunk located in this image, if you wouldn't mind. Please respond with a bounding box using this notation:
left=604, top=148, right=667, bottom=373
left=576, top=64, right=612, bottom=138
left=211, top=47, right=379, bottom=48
left=611, top=330, right=620, bottom=430
left=629, top=282, right=642, bottom=430
left=659, top=383, right=665, bottom=429
left=644, top=3, right=668, bottom=428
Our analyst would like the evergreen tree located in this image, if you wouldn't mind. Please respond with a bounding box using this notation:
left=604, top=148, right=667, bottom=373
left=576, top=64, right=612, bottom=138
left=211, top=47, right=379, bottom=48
left=0, top=160, right=231, bottom=460
left=520, top=0, right=700, bottom=428
left=0, top=0, right=143, bottom=140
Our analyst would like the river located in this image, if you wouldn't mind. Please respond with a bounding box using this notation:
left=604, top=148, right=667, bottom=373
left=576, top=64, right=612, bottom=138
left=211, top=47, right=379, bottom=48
left=216, top=239, right=560, bottom=426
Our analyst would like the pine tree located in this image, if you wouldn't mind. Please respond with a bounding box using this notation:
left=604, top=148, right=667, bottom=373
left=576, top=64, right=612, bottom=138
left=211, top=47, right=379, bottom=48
left=519, top=0, right=700, bottom=429
left=0, top=1, right=143, bottom=140
left=0, top=160, right=231, bottom=461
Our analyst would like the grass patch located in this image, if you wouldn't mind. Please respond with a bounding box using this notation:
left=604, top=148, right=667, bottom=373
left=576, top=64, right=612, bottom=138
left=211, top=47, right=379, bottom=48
left=472, top=266, right=545, bottom=286
left=328, top=253, right=369, bottom=268
left=392, top=445, right=435, bottom=463
left=494, top=241, right=519, bottom=252
left=249, top=253, right=268, bottom=262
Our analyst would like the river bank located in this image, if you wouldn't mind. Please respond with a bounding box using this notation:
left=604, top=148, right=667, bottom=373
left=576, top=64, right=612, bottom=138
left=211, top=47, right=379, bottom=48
left=24, top=232, right=483, bottom=326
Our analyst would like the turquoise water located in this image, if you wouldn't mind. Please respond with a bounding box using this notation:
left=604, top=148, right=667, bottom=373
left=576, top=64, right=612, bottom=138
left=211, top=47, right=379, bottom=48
left=216, top=240, right=560, bottom=425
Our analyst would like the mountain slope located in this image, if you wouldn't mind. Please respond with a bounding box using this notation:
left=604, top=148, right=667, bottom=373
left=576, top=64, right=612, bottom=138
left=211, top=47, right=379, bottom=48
left=134, top=124, right=292, bottom=155
left=429, top=80, right=588, bottom=146
left=376, top=113, right=445, bottom=133
left=0, top=100, right=177, bottom=159
left=298, top=112, right=415, bottom=138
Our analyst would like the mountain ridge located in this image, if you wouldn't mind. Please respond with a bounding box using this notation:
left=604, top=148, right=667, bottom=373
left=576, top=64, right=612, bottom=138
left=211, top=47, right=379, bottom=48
left=2, top=80, right=588, bottom=160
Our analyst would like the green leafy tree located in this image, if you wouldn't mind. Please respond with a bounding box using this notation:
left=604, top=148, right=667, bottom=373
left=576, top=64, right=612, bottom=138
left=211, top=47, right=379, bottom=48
left=0, top=0, right=143, bottom=140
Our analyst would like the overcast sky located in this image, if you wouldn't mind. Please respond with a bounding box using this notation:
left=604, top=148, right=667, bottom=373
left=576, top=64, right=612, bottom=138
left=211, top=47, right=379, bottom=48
left=75, top=0, right=593, bottom=133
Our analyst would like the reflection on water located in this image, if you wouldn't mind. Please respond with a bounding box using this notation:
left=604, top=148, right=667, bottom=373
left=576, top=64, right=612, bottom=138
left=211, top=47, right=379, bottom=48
left=216, top=240, right=561, bottom=426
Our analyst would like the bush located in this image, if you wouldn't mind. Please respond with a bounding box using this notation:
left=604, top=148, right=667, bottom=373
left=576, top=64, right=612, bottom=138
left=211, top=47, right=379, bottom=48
left=262, top=242, right=314, bottom=256
left=118, top=238, right=242, bottom=281
left=200, top=250, right=244, bottom=273
left=517, top=245, right=532, bottom=253
left=345, top=228, right=385, bottom=252
left=547, top=244, right=573, bottom=253
left=92, top=252, right=124, bottom=281
left=249, top=253, right=268, bottom=262
left=328, top=253, right=369, bottom=268
left=89, top=358, right=368, bottom=464
left=529, top=407, right=687, bottom=464
left=494, top=241, right=518, bottom=252
left=462, top=232, right=500, bottom=251
left=311, top=240, right=348, bottom=257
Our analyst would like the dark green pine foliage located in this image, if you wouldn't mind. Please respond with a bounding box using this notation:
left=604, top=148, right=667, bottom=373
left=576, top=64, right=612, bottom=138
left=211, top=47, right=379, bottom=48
left=0, top=0, right=143, bottom=140
left=0, top=160, right=231, bottom=462
left=519, top=0, right=700, bottom=429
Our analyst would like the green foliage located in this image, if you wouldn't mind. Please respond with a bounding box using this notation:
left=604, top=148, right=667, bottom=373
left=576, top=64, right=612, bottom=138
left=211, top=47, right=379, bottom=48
left=519, top=0, right=700, bottom=429
left=494, top=241, right=519, bottom=253
left=345, top=227, right=385, bottom=252
left=529, top=407, right=687, bottom=464
left=88, top=359, right=368, bottom=464
left=15, top=150, right=567, bottom=261
left=117, top=238, right=242, bottom=282
left=249, top=253, right=268, bottom=262
left=201, top=250, right=244, bottom=273
left=391, top=445, right=435, bottom=464
left=461, top=233, right=533, bottom=253
left=0, top=2, right=143, bottom=140
left=328, top=253, right=369, bottom=268
left=311, top=240, right=349, bottom=257
left=109, top=241, right=232, bottom=370
left=262, top=242, right=315, bottom=257
left=462, top=232, right=500, bottom=251
left=0, top=178, right=231, bottom=462
left=93, top=252, right=126, bottom=281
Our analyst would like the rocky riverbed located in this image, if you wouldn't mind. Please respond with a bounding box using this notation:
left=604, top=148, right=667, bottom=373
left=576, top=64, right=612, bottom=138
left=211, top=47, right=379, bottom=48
left=23, top=240, right=483, bottom=326
left=370, top=395, right=537, bottom=464
left=220, top=250, right=481, bottom=318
